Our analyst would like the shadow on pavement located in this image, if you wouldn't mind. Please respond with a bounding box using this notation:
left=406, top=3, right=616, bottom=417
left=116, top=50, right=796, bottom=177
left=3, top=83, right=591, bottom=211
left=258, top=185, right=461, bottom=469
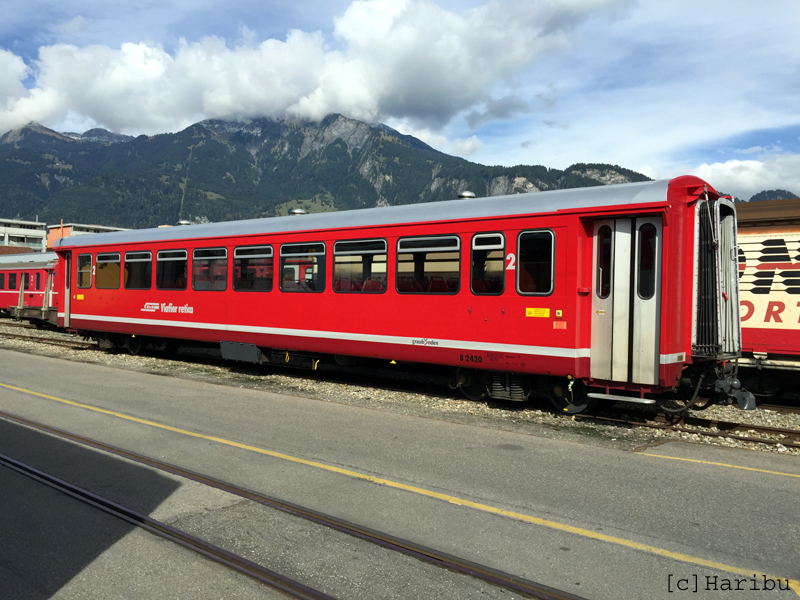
left=0, top=418, right=181, bottom=599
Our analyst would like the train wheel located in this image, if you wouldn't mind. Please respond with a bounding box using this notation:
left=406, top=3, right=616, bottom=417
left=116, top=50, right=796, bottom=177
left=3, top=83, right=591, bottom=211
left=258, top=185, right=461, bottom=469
left=549, top=379, right=590, bottom=414
left=125, top=336, right=144, bottom=356
left=457, top=370, right=488, bottom=401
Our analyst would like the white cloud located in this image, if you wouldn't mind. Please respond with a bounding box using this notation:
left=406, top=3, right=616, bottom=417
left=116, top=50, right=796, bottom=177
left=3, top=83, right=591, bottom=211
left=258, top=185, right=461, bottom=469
left=384, top=119, right=448, bottom=149
left=0, top=50, right=29, bottom=107
left=736, top=146, right=767, bottom=155
left=56, top=16, right=88, bottom=39
left=451, top=135, right=483, bottom=157
left=688, top=154, right=800, bottom=200
left=0, top=0, right=623, bottom=135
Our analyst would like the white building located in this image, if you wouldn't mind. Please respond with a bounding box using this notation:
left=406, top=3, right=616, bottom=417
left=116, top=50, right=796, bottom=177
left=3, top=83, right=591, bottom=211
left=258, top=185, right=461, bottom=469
left=0, top=218, right=47, bottom=252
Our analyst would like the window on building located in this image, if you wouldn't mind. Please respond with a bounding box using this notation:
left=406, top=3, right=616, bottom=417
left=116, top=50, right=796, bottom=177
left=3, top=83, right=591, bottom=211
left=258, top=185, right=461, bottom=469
left=96, top=253, right=121, bottom=289
left=396, top=236, right=460, bottom=294
left=517, top=231, right=554, bottom=295
left=233, top=246, right=273, bottom=291
left=280, top=243, right=325, bottom=292
left=77, top=254, right=92, bottom=288
left=156, top=250, right=188, bottom=290
left=192, top=248, right=228, bottom=291
left=333, top=239, right=387, bottom=293
left=471, top=233, right=505, bottom=295
left=124, top=252, right=152, bottom=290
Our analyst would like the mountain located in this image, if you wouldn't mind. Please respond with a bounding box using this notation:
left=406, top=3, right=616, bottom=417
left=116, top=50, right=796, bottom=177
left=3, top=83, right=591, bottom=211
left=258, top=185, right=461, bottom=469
left=0, top=115, right=651, bottom=228
left=61, top=128, right=135, bottom=144
left=748, top=189, right=797, bottom=202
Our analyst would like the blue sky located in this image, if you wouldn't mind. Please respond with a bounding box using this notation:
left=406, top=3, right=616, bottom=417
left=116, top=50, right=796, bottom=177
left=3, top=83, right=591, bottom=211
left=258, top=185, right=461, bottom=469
left=1, top=0, right=798, bottom=200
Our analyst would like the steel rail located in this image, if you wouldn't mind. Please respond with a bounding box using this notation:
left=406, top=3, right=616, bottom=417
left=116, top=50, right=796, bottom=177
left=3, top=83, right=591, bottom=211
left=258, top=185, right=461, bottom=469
left=0, top=410, right=584, bottom=600
left=756, top=404, right=800, bottom=416
left=0, top=451, right=335, bottom=600
left=574, top=412, right=800, bottom=449
left=0, top=330, right=96, bottom=349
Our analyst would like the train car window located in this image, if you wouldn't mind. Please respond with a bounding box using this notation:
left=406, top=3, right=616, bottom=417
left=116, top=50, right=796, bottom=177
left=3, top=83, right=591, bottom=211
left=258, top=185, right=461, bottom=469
left=637, top=223, right=657, bottom=300
left=333, top=239, right=387, bottom=293
left=517, top=231, right=554, bottom=295
left=396, top=236, right=460, bottom=294
left=0, top=274, right=4, bottom=289
left=23, top=274, right=30, bottom=290
left=96, top=253, right=121, bottom=289
left=36, top=273, right=41, bottom=290
left=156, top=249, right=188, bottom=290
left=77, top=254, right=92, bottom=288
left=124, top=251, right=152, bottom=290
left=233, top=246, right=273, bottom=292
left=596, top=225, right=612, bottom=299
left=192, top=248, right=228, bottom=291
left=280, top=243, right=325, bottom=293
left=8, top=273, right=16, bottom=290
left=471, top=233, right=505, bottom=295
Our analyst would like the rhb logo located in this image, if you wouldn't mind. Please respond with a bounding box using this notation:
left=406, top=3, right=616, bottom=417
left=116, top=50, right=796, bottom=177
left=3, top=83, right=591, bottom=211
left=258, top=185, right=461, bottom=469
left=140, top=302, right=194, bottom=314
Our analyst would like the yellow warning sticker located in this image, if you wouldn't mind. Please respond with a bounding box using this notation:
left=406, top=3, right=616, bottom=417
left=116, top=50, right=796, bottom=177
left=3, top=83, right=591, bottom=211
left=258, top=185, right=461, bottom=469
left=75, top=294, right=84, bottom=300
left=525, top=308, right=550, bottom=318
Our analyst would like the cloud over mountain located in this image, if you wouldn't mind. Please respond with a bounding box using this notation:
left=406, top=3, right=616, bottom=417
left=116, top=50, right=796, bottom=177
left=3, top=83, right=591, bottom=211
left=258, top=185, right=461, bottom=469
left=0, top=0, right=624, bottom=136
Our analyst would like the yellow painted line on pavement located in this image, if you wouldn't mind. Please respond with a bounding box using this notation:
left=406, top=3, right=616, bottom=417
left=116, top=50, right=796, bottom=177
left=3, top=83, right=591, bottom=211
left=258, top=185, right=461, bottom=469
left=639, top=453, right=800, bottom=479
left=2, top=381, right=799, bottom=596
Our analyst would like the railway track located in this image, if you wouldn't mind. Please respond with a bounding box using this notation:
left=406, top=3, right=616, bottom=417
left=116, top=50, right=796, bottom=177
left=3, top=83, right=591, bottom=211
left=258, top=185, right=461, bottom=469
left=0, top=450, right=335, bottom=600
left=757, top=404, right=800, bottom=416
left=0, top=329, right=96, bottom=350
left=574, top=412, right=800, bottom=449
left=0, top=410, right=582, bottom=600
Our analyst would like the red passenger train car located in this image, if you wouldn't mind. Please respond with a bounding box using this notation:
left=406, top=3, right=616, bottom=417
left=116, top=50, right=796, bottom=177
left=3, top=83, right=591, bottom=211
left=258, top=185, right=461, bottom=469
left=0, top=252, right=59, bottom=323
left=52, top=176, right=754, bottom=411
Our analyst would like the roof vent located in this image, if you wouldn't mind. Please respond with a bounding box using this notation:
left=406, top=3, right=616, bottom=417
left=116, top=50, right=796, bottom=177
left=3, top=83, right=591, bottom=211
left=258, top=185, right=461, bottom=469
left=289, top=208, right=308, bottom=216
left=458, top=191, right=476, bottom=199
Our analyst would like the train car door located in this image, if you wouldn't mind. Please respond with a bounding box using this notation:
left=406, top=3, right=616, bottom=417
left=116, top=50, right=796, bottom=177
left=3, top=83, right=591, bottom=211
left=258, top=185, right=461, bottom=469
left=63, top=253, right=71, bottom=327
left=43, top=269, right=53, bottom=314
left=17, top=271, right=26, bottom=309
left=590, top=218, right=662, bottom=385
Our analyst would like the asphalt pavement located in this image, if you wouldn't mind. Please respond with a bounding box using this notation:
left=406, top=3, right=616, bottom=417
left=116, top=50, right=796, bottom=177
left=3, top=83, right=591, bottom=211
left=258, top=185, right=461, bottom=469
left=0, top=348, right=798, bottom=599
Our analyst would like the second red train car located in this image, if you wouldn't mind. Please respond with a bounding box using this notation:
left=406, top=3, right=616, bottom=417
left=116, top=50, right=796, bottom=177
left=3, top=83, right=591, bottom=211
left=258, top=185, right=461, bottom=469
left=0, top=251, right=59, bottom=323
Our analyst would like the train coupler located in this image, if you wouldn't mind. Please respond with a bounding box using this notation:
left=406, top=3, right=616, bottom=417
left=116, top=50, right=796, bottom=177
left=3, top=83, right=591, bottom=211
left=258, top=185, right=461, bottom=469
left=713, top=374, right=756, bottom=410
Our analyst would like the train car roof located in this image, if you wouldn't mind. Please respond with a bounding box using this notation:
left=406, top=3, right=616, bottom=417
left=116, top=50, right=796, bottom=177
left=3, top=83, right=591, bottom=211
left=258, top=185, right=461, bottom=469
left=54, top=178, right=689, bottom=249
left=735, top=198, right=800, bottom=226
left=0, top=251, right=58, bottom=269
